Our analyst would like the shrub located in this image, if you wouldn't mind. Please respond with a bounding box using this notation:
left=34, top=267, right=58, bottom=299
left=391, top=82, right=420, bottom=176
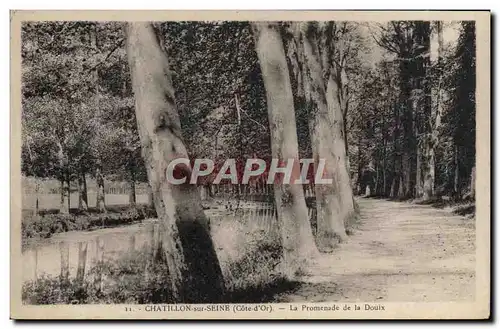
left=22, top=275, right=90, bottom=305
left=222, top=239, right=287, bottom=302
left=22, top=247, right=174, bottom=305
left=22, top=207, right=149, bottom=243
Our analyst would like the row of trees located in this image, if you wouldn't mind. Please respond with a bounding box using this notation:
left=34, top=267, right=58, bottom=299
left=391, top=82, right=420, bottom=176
left=125, top=21, right=361, bottom=302
left=125, top=21, right=476, bottom=302
left=22, top=20, right=476, bottom=302
left=21, top=21, right=477, bottom=207
left=22, top=22, right=148, bottom=215
left=21, top=21, right=362, bottom=214
left=349, top=21, right=476, bottom=200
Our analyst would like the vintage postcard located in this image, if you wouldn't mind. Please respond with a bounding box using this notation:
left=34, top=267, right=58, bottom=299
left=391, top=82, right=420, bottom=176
left=10, top=10, right=490, bottom=320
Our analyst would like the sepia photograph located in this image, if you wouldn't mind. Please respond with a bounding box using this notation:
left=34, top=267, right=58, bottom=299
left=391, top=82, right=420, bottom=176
left=10, top=10, right=490, bottom=320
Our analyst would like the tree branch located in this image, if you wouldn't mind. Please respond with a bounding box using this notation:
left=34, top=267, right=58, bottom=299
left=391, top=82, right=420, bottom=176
left=88, top=38, right=125, bottom=72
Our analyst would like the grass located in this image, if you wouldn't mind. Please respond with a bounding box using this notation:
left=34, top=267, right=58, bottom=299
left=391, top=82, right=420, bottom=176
left=22, top=247, right=173, bottom=304
left=413, top=197, right=476, bottom=217
left=355, top=192, right=476, bottom=219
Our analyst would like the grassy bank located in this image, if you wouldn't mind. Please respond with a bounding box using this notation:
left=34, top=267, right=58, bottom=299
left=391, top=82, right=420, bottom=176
left=22, top=204, right=156, bottom=247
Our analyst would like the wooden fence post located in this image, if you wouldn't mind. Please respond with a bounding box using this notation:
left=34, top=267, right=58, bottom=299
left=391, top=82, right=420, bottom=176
left=76, top=241, right=88, bottom=284
left=269, top=206, right=274, bottom=233
left=251, top=207, right=258, bottom=231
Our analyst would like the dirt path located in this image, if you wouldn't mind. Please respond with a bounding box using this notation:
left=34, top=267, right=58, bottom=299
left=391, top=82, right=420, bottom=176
left=275, top=198, right=476, bottom=302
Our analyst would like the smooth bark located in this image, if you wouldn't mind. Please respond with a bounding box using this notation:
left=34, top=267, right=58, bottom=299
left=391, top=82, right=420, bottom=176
left=146, top=183, right=155, bottom=208
left=297, top=22, right=352, bottom=248
left=78, top=173, right=88, bottom=211
left=470, top=166, right=476, bottom=199
left=252, top=22, right=319, bottom=277
left=426, top=21, right=445, bottom=200
left=128, top=169, right=136, bottom=208
left=126, top=22, right=224, bottom=302
left=96, top=166, right=106, bottom=213
left=59, top=177, right=69, bottom=214
left=413, top=21, right=431, bottom=200
left=128, top=179, right=136, bottom=207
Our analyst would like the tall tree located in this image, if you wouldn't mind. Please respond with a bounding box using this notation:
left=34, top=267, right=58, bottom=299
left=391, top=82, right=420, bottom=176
left=375, top=22, right=424, bottom=199
left=126, top=22, right=225, bottom=302
left=318, top=22, right=356, bottom=230
left=450, top=21, right=476, bottom=198
left=294, top=22, right=351, bottom=249
left=251, top=22, right=318, bottom=278
left=424, top=21, right=446, bottom=200
left=413, top=21, right=431, bottom=199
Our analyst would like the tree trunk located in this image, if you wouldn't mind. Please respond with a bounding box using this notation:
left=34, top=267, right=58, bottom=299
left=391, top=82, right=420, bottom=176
left=128, top=168, right=136, bottom=208
left=391, top=101, right=402, bottom=199
left=374, top=163, right=380, bottom=196
left=55, top=138, right=69, bottom=214
left=252, top=22, right=318, bottom=277
left=91, top=26, right=106, bottom=213
left=382, top=164, right=387, bottom=197
left=82, top=173, right=88, bottom=206
left=66, top=177, right=71, bottom=212
left=128, top=178, right=136, bottom=208
left=414, top=21, right=432, bottom=200
left=78, top=173, right=88, bottom=211
left=416, top=143, right=422, bottom=198
left=356, top=134, right=363, bottom=195
left=326, top=72, right=356, bottom=228
left=146, top=183, right=154, bottom=208
left=365, top=184, right=371, bottom=197
left=26, top=139, right=40, bottom=218
left=381, top=110, right=388, bottom=197
left=59, top=177, right=69, bottom=214
left=390, top=176, right=396, bottom=198
left=342, top=104, right=349, bottom=155
left=96, top=166, right=106, bottom=213
left=34, top=181, right=40, bottom=219
left=454, top=144, right=460, bottom=198
left=126, top=22, right=225, bottom=302
left=470, top=166, right=476, bottom=200
left=199, top=186, right=207, bottom=201
left=324, top=24, right=355, bottom=217
left=401, top=100, right=414, bottom=200
left=398, top=174, right=405, bottom=199
left=399, top=40, right=415, bottom=199
left=297, top=22, right=351, bottom=248
left=426, top=21, right=445, bottom=200
left=381, top=151, right=387, bottom=197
